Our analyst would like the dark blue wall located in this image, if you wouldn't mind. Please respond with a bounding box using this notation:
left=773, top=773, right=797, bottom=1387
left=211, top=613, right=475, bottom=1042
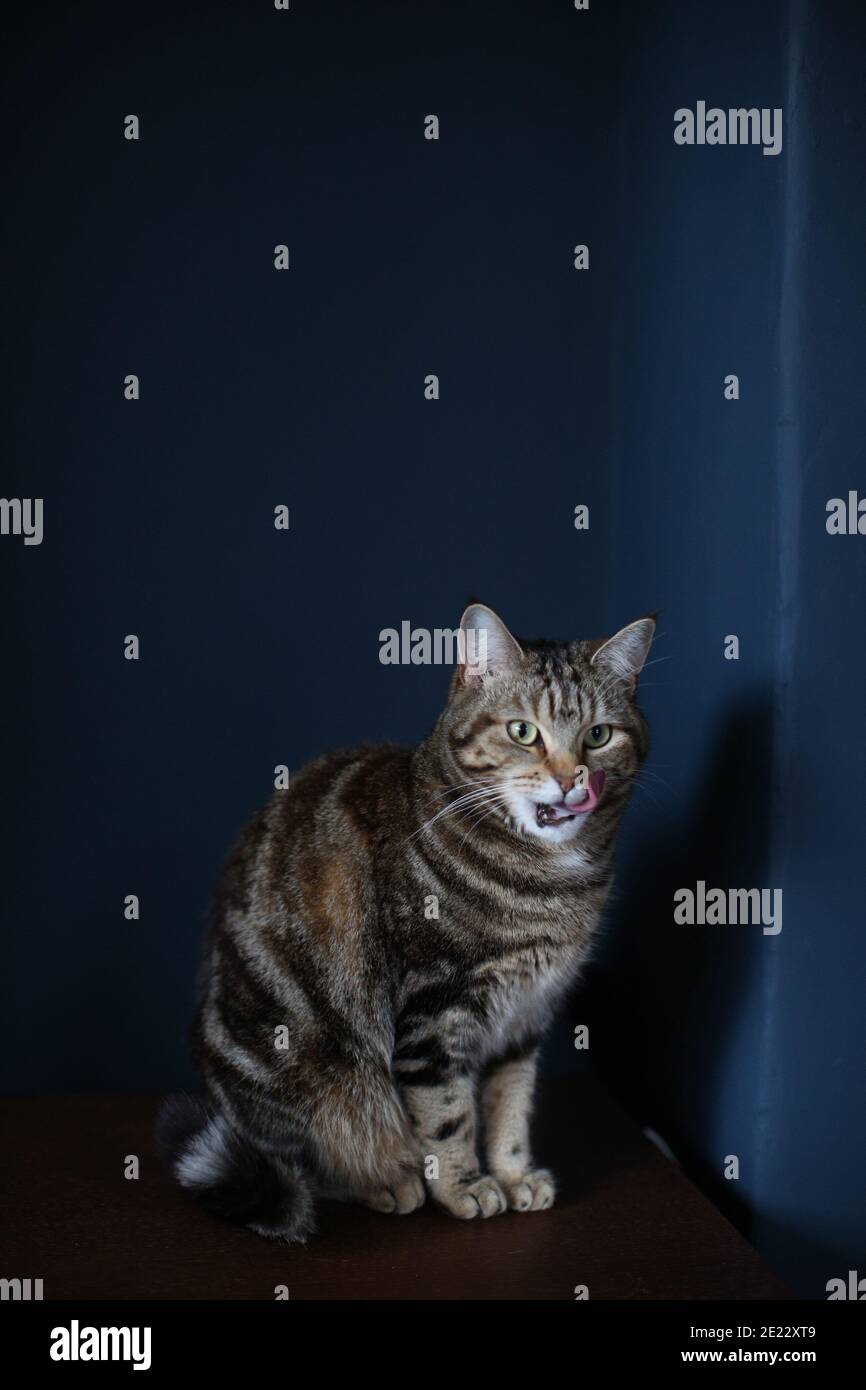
left=2, top=0, right=622, bottom=1092
left=3, top=0, right=864, bottom=1299
left=589, top=0, right=866, bottom=1299
left=751, top=0, right=866, bottom=1297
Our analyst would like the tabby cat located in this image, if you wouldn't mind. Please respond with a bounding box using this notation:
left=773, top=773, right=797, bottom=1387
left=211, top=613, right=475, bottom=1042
left=160, top=604, right=654, bottom=1241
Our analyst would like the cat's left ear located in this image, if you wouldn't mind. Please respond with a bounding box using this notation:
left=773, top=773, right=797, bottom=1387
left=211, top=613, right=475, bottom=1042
left=457, top=603, right=524, bottom=687
left=591, top=617, right=655, bottom=687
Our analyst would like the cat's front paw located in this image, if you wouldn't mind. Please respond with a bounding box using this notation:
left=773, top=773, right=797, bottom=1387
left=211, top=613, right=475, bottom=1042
left=435, top=1174, right=507, bottom=1220
left=502, top=1168, right=556, bottom=1212
left=360, top=1173, right=426, bottom=1215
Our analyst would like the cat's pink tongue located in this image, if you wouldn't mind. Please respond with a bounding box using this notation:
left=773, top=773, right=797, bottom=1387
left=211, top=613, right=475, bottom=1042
left=542, top=769, right=607, bottom=822
left=569, top=768, right=606, bottom=814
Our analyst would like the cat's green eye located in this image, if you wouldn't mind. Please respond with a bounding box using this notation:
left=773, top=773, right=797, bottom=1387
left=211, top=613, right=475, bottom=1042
left=584, top=723, right=612, bottom=749
left=507, top=720, right=541, bottom=747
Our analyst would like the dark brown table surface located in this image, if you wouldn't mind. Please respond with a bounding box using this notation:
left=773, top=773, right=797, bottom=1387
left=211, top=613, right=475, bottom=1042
left=1, top=1078, right=791, bottom=1300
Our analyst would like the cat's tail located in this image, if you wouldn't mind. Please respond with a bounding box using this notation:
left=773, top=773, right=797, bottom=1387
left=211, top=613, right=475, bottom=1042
left=157, top=1094, right=315, bottom=1243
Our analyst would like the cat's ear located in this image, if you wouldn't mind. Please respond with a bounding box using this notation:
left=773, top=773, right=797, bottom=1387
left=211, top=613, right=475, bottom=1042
left=457, top=603, right=524, bottom=687
left=591, top=617, right=655, bottom=686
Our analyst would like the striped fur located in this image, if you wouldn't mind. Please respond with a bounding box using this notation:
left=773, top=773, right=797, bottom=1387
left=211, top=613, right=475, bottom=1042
left=162, top=605, right=654, bottom=1239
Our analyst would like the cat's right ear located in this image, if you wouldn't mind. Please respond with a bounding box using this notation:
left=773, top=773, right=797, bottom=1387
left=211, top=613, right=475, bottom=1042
left=590, top=616, right=656, bottom=686
left=457, top=604, right=524, bottom=688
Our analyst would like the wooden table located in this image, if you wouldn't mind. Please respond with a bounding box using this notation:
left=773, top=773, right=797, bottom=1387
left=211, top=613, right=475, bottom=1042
left=2, top=1077, right=791, bottom=1300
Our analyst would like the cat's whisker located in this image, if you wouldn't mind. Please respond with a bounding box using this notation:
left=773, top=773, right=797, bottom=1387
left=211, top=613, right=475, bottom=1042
left=455, top=807, right=507, bottom=836
left=626, top=767, right=678, bottom=796
left=447, top=793, right=511, bottom=828
left=603, top=768, right=671, bottom=811
left=638, top=654, right=672, bottom=671
left=456, top=797, right=512, bottom=847
left=409, top=785, right=507, bottom=840
left=426, top=779, right=499, bottom=803
left=626, top=780, right=665, bottom=813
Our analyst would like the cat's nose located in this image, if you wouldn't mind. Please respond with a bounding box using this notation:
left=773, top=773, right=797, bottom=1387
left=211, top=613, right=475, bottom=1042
left=558, top=766, right=589, bottom=795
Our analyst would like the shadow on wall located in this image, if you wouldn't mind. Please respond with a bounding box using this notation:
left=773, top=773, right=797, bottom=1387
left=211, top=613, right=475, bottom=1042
left=584, top=690, right=775, bottom=1241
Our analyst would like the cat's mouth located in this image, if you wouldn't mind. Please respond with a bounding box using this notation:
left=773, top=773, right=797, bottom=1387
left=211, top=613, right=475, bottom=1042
left=535, top=771, right=606, bottom=827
